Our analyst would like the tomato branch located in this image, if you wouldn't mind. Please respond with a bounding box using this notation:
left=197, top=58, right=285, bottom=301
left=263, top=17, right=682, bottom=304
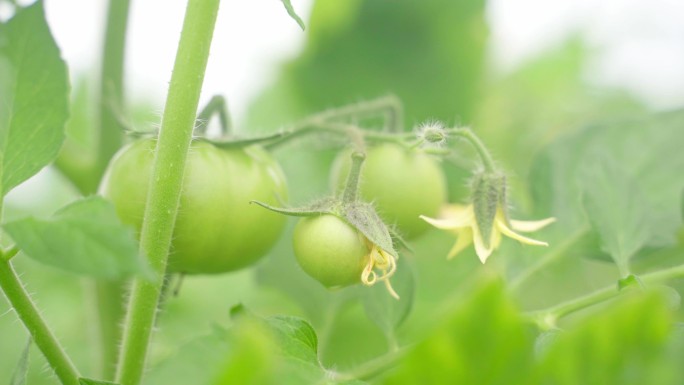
left=526, top=262, right=684, bottom=326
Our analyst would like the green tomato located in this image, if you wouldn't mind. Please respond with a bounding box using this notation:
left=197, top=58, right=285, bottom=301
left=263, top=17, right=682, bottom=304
left=293, top=214, right=369, bottom=288
left=99, top=138, right=288, bottom=274
left=331, top=143, right=447, bottom=239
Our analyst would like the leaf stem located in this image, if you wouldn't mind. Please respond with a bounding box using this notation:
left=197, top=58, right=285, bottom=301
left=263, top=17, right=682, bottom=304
left=0, top=258, right=80, bottom=385
left=196, top=94, right=232, bottom=136
left=526, top=262, right=684, bottom=322
left=115, top=1, right=220, bottom=384
left=447, top=127, right=496, bottom=172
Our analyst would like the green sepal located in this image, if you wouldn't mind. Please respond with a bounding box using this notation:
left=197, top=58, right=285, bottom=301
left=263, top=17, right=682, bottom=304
left=342, top=201, right=398, bottom=257
left=250, top=197, right=338, bottom=218
left=471, top=171, right=506, bottom=248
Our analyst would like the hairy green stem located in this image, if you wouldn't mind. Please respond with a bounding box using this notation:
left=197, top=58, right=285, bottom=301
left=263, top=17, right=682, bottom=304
left=448, top=128, right=496, bottom=172
left=342, top=152, right=365, bottom=204
left=115, top=1, right=220, bottom=384
left=527, top=262, right=684, bottom=323
left=0, top=258, right=80, bottom=385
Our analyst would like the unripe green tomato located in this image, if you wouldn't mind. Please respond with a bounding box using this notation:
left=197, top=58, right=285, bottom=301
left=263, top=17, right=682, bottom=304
left=293, top=215, right=369, bottom=288
left=331, top=143, right=447, bottom=238
left=99, top=138, right=288, bottom=274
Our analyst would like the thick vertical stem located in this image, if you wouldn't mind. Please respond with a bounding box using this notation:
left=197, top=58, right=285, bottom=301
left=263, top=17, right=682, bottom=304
left=93, top=1, right=132, bottom=379
left=0, top=259, right=80, bottom=385
left=115, top=1, right=220, bottom=384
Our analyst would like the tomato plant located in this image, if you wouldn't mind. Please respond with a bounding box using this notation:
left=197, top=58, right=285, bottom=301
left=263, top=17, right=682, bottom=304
left=2, top=1, right=684, bottom=385
left=293, top=214, right=369, bottom=288
left=331, top=143, right=447, bottom=239
left=100, top=138, right=287, bottom=274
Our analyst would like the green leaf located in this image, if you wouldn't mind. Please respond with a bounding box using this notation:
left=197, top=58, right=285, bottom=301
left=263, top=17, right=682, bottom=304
left=3, top=196, right=151, bottom=280
left=79, top=379, right=120, bottom=385
left=280, top=0, right=306, bottom=31
left=10, top=338, right=30, bottom=385
left=147, top=315, right=367, bottom=385
left=362, top=257, right=414, bottom=336
left=530, top=111, right=684, bottom=262
left=540, top=292, right=673, bottom=385
left=265, top=315, right=319, bottom=364
left=581, top=157, right=651, bottom=273
left=0, top=1, right=70, bottom=197
left=384, top=279, right=536, bottom=385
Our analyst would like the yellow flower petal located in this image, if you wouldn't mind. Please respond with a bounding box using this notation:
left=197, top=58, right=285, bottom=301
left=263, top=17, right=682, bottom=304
left=510, top=217, right=556, bottom=232
left=497, top=220, right=549, bottom=246
left=472, top=224, right=494, bottom=263
left=446, top=228, right=473, bottom=260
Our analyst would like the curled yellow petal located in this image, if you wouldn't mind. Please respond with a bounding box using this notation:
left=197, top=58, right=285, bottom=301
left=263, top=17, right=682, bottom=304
left=446, top=228, right=473, bottom=260
left=497, top=221, right=549, bottom=246
left=510, top=217, right=556, bottom=232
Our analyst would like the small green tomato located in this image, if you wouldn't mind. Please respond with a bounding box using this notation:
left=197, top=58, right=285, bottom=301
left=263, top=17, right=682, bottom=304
left=292, top=214, right=369, bottom=288
left=331, top=143, right=447, bottom=238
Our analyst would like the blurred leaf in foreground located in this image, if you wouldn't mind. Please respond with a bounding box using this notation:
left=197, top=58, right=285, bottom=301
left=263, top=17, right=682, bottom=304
left=540, top=292, right=674, bottom=385
left=3, top=196, right=151, bottom=280
left=383, top=279, right=536, bottom=385
left=147, top=312, right=367, bottom=385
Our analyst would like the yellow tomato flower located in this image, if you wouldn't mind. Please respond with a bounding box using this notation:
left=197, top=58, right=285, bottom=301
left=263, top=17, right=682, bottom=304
left=420, top=204, right=556, bottom=264
left=361, top=242, right=400, bottom=299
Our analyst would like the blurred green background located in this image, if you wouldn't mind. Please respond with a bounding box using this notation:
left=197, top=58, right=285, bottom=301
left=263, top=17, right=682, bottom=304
left=2, top=0, right=684, bottom=384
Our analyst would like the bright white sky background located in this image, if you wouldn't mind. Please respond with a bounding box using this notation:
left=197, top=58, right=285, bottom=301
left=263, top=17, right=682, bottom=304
left=3, top=0, right=684, bottom=210
left=40, top=0, right=684, bottom=119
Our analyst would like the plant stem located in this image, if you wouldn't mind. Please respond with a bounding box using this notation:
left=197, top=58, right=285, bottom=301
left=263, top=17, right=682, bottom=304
left=527, top=262, right=684, bottom=322
left=92, top=0, right=132, bottom=379
left=115, top=1, right=220, bottom=384
left=342, top=152, right=365, bottom=204
left=449, top=127, right=496, bottom=172
left=0, top=259, right=80, bottom=385
left=96, top=0, right=130, bottom=176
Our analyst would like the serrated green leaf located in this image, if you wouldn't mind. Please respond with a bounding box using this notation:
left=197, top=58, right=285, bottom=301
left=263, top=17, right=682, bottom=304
left=3, top=196, right=151, bottom=280
left=540, top=292, right=673, bottom=385
left=384, top=279, right=536, bottom=385
left=530, top=111, right=684, bottom=262
left=79, top=378, right=120, bottom=385
left=581, top=157, right=651, bottom=273
left=10, top=338, right=30, bottom=385
left=265, top=315, right=319, bottom=364
left=362, top=257, right=414, bottom=336
left=0, top=1, right=70, bottom=197
left=147, top=313, right=367, bottom=385
left=280, top=0, right=306, bottom=31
